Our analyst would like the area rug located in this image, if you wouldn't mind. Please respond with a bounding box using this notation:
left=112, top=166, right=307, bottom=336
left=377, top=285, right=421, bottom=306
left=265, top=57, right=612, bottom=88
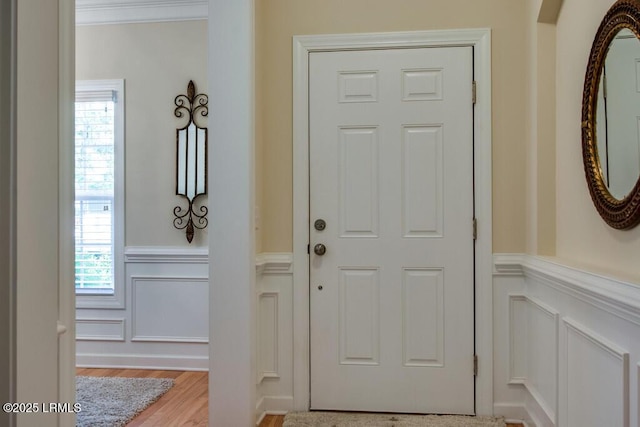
left=76, top=376, right=174, bottom=427
left=283, top=412, right=506, bottom=427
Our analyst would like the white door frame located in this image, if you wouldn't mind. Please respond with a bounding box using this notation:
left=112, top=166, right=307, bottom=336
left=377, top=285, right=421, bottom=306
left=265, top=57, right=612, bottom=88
left=292, top=29, right=493, bottom=414
left=0, top=1, right=16, bottom=425
left=58, top=1, right=77, bottom=426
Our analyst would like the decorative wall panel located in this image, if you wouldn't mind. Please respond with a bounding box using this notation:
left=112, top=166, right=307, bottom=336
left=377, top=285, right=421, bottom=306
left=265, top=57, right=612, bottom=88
left=564, top=318, right=629, bottom=427
left=76, top=247, right=210, bottom=370
left=256, top=253, right=294, bottom=418
left=76, top=318, right=125, bottom=342
left=259, top=292, right=279, bottom=380
left=508, top=294, right=527, bottom=383
left=493, top=254, right=640, bottom=427
left=526, top=297, right=558, bottom=424
left=131, top=275, right=208, bottom=343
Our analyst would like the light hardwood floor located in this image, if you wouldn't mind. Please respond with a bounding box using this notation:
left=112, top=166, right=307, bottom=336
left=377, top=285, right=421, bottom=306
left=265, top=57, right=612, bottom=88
left=76, top=368, right=208, bottom=426
left=77, top=368, right=523, bottom=427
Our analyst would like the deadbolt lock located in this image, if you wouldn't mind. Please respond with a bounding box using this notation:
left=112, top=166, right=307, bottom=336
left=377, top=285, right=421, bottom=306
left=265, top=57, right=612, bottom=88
left=314, top=219, right=326, bottom=231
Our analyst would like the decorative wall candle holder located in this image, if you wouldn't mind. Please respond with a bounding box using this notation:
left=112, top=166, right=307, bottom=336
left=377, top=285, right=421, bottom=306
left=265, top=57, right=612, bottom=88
left=173, top=80, right=208, bottom=243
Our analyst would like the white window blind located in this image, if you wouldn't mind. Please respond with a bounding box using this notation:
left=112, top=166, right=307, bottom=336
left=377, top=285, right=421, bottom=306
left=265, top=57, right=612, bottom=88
left=75, top=88, right=118, bottom=294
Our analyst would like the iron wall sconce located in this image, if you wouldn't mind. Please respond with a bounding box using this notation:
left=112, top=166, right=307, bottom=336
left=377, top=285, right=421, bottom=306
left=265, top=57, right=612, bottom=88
left=173, top=80, right=208, bottom=243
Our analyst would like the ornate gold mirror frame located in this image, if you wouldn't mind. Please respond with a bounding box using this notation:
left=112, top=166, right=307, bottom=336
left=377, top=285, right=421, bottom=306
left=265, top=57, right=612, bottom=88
left=582, top=0, right=640, bottom=229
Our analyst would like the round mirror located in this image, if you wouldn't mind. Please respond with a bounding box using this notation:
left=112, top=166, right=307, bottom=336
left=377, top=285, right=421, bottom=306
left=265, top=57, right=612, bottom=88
left=582, top=0, right=640, bottom=229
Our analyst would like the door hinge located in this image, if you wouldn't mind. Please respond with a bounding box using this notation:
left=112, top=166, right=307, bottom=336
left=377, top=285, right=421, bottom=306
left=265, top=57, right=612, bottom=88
left=472, top=218, right=477, bottom=240
left=473, top=354, right=478, bottom=376
left=472, top=81, right=477, bottom=105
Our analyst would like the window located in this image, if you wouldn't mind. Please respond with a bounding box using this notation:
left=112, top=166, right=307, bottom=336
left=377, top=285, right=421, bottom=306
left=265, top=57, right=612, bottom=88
left=75, top=80, right=124, bottom=308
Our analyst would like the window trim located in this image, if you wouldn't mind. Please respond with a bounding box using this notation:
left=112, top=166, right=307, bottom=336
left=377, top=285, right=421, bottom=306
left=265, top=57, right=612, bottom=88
left=75, top=79, right=125, bottom=309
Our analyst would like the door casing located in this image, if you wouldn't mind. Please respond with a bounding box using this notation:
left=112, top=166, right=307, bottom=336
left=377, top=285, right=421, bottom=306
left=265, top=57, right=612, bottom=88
left=292, top=29, right=493, bottom=414
left=59, top=1, right=77, bottom=426
left=0, top=1, right=16, bottom=425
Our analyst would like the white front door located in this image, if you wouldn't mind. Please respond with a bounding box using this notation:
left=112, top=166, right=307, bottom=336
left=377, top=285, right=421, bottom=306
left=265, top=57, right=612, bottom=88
left=309, top=46, right=475, bottom=414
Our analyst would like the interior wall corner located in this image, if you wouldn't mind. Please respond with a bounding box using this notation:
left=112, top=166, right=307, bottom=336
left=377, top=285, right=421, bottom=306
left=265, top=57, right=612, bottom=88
left=537, top=0, right=563, bottom=25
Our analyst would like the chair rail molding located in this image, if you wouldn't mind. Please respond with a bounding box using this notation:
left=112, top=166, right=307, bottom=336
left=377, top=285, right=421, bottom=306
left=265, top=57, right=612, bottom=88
left=494, top=254, right=640, bottom=326
left=76, top=0, right=207, bottom=26
left=255, top=252, right=293, bottom=275
left=493, top=253, right=526, bottom=276
left=124, top=246, right=208, bottom=264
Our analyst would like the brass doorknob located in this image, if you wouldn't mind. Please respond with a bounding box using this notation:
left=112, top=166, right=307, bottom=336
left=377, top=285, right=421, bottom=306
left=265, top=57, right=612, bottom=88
left=314, top=243, right=327, bottom=256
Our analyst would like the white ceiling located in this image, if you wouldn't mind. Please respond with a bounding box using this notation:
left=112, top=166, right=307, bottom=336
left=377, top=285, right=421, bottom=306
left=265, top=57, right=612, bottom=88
left=76, top=0, right=207, bottom=25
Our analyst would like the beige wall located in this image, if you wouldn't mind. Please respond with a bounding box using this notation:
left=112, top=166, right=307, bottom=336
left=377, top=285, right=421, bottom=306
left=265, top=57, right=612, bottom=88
left=255, top=0, right=265, bottom=253
left=525, top=0, right=558, bottom=256
left=76, top=21, right=208, bottom=247
left=555, top=0, right=640, bottom=281
left=257, top=0, right=529, bottom=253
left=535, top=22, right=557, bottom=256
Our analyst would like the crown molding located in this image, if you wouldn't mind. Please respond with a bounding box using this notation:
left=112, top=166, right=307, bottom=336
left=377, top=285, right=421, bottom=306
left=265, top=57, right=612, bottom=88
left=76, top=0, right=208, bottom=26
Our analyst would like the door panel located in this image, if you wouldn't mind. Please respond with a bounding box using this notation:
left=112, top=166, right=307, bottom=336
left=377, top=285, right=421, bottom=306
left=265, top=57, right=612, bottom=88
left=309, top=46, right=475, bottom=414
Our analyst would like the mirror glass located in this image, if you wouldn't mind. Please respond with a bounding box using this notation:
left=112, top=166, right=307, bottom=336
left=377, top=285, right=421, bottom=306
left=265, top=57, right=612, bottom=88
left=596, top=28, right=640, bottom=199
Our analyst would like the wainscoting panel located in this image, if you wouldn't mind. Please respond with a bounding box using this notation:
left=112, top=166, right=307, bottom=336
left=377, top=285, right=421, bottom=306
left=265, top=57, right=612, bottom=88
left=256, top=253, right=294, bottom=420
left=258, top=292, right=280, bottom=380
left=131, top=275, right=208, bottom=343
left=494, top=254, right=640, bottom=427
left=506, top=293, right=558, bottom=424
left=75, top=247, right=209, bottom=370
left=76, top=318, right=125, bottom=341
left=509, top=295, right=528, bottom=384
left=563, top=318, right=629, bottom=427
left=526, top=296, right=558, bottom=424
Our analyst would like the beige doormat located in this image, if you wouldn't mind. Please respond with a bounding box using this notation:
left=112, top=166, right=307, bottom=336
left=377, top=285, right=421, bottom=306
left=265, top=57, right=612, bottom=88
left=283, top=412, right=506, bottom=427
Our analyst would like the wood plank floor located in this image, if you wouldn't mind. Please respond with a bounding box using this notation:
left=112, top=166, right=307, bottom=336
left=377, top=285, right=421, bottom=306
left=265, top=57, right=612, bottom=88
left=76, top=368, right=208, bottom=426
left=77, top=368, right=523, bottom=426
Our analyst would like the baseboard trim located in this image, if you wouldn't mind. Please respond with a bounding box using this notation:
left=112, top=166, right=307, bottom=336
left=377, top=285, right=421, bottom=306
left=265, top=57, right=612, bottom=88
left=494, top=390, right=555, bottom=427
left=494, top=402, right=535, bottom=426
left=262, top=395, right=294, bottom=413
left=255, top=397, right=266, bottom=426
left=255, top=397, right=290, bottom=425
left=76, top=353, right=208, bottom=371
left=523, top=393, right=554, bottom=427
